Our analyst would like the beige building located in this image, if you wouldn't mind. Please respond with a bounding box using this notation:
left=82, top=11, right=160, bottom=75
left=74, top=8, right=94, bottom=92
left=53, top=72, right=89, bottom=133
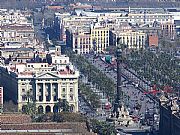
left=0, top=51, right=79, bottom=113
left=0, top=25, right=35, bottom=45
left=66, top=25, right=109, bottom=54
left=60, top=15, right=97, bottom=41
left=110, top=29, right=146, bottom=49
left=128, top=12, right=174, bottom=25
left=91, top=25, right=109, bottom=53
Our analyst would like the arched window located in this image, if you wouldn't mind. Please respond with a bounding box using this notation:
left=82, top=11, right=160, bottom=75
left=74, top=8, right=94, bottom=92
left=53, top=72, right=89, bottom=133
left=53, top=105, right=58, bottom=113
left=45, top=105, right=51, bottom=113
left=22, top=105, right=27, bottom=113
left=38, top=105, right=43, bottom=114
left=69, top=105, right=74, bottom=112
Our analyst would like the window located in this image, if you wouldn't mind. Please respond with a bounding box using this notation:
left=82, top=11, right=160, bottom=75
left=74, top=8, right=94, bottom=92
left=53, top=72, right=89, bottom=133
left=70, top=88, right=73, bottom=92
left=70, top=95, right=73, bottom=101
left=41, top=65, right=43, bottom=67
left=62, top=88, right=66, bottom=92
left=62, top=95, right=66, bottom=98
left=22, top=89, right=25, bottom=92
left=22, top=96, right=27, bottom=101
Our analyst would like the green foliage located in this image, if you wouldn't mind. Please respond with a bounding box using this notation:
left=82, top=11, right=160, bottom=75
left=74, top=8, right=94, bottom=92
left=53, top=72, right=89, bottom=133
left=55, top=98, right=70, bottom=112
left=90, top=119, right=116, bottom=135
left=127, top=50, right=179, bottom=91
left=79, top=82, right=100, bottom=108
left=66, top=50, right=115, bottom=99
left=22, top=102, right=37, bottom=117
left=35, top=112, right=86, bottom=123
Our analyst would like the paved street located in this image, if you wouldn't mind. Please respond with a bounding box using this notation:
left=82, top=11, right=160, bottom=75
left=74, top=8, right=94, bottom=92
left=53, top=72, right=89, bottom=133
left=84, top=54, right=159, bottom=120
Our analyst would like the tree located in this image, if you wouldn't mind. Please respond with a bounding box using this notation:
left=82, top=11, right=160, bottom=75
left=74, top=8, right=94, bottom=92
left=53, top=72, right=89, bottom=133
left=22, top=90, right=36, bottom=117
left=55, top=98, right=70, bottom=112
left=90, top=119, right=116, bottom=135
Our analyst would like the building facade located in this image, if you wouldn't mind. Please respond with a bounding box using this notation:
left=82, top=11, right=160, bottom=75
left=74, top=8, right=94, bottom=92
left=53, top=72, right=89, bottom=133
left=110, top=29, right=146, bottom=49
left=148, top=35, right=159, bottom=47
left=159, top=96, right=180, bottom=135
left=17, top=69, right=79, bottom=113
left=91, top=26, right=109, bottom=53
left=0, top=51, right=79, bottom=113
left=66, top=25, right=109, bottom=54
left=0, top=86, right=3, bottom=113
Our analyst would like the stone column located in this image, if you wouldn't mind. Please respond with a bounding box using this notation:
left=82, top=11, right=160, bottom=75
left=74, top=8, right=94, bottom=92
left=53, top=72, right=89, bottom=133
left=43, top=82, right=46, bottom=102
left=66, top=82, right=69, bottom=102
left=35, top=83, right=38, bottom=102
left=58, top=82, right=61, bottom=99
left=50, top=82, right=53, bottom=102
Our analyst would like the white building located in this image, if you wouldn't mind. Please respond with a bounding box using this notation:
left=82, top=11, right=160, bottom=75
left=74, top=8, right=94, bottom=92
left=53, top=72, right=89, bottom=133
left=110, top=29, right=146, bottom=49
left=66, top=24, right=109, bottom=54
left=0, top=51, right=79, bottom=113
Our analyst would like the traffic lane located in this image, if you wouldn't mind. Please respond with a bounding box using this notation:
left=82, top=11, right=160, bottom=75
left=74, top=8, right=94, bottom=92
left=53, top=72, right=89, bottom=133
left=88, top=56, right=150, bottom=93
left=86, top=55, right=157, bottom=112
left=87, top=55, right=159, bottom=115
left=87, top=57, right=127, bottom=83
left=91, top=56, right=151, bottom=91
left=78, top=96, right=97, bottom=117
left=122, top=85, right=156, bottom=114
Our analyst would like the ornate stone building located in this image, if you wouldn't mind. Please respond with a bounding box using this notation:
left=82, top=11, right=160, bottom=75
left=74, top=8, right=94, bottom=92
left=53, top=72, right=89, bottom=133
left=0, top=52, right=79, bottom=113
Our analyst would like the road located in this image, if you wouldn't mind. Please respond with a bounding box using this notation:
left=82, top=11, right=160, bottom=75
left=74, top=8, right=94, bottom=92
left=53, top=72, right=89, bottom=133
left=84, top=54, right=159, bottom=121
left=78, top=94, right=107, bottom=121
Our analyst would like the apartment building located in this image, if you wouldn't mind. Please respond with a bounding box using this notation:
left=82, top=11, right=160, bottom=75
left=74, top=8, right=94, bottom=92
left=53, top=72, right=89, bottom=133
left=66, top=23, right=109, bottom=54
left=91, top=25, right=109, bottom=53
left=0, top=9, right=32, bottom=26
left=0, top=49, right=79, bottom=113
left=55, top=13, right=97, bottom=41
left=161, top=22, right=175, bottom=39
left=0, top=9, right=36, bottom=48
left=110, top=29, right=146, bottom=49
left=66, top=26, right=91, bottom=54
left=0, top=25, right=35, bottom=45
left=128, top=11, right=174, bottom=25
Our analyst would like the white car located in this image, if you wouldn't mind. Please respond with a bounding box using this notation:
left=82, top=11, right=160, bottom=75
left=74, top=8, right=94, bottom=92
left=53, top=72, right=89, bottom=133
left=135, top=83, right=139, bottom=88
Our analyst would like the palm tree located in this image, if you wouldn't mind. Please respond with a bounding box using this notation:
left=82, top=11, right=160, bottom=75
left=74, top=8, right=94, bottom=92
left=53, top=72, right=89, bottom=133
left=55, top=98, right=70, bottom=112
left=22, top=90, right=36, bottom=116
